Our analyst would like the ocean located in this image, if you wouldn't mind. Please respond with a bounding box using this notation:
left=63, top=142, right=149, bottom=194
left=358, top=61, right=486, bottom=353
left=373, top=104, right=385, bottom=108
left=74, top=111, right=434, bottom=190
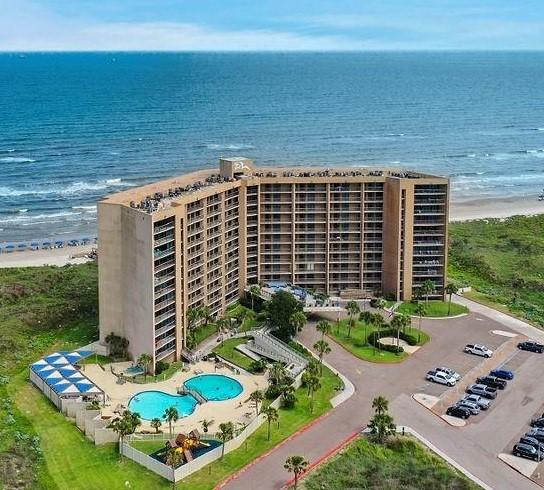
left=1, top=52, right=543, bottom=242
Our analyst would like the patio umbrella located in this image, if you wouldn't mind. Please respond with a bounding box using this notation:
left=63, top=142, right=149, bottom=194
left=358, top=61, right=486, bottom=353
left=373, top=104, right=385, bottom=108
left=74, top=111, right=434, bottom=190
left=17, top=244, right=27, bottom=249
left=55, top=240, right=64, bottom=246
left=30, top=242, right=40, bottom=248
left=42, top=242, right=51, bottom=246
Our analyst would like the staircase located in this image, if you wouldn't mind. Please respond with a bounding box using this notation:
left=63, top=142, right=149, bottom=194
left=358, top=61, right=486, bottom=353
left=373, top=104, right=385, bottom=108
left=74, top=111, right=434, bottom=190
left=246, top=331, right=308, bottom=376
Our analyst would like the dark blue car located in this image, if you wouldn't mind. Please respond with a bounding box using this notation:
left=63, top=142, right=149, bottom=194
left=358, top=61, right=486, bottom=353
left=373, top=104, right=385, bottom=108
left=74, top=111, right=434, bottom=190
left=490, top=369, right=514, bottom=380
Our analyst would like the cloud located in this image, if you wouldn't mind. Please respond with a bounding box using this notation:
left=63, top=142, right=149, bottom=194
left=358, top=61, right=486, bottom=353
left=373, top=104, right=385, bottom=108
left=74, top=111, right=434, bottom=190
left=0, top=1, right=363, bottom=51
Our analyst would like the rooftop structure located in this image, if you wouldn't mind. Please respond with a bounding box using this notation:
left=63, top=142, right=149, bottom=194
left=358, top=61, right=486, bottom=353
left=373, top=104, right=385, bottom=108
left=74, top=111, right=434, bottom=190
left=98, top=157, right=449, bottom=370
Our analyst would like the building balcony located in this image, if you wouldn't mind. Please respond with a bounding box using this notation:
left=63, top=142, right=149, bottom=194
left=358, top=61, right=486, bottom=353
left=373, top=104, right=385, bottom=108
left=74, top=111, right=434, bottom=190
left=154, top=247, right=175, bottom=260
left=155, top=323, right=176, bottom=338
left=154, top=297, right=176, bottom=312
left=155, top=334, right=177, bottom=351
left=154, top=272, right=176, bottom=286
left=155, top=284, right=176, bottom=300
left=155, top=309, right=176, bottom=325
left=154, top=259, right=175, bottom=274
left=154, top=222, right=175, bottom=235
left=154, top=235, right=175, bottom=247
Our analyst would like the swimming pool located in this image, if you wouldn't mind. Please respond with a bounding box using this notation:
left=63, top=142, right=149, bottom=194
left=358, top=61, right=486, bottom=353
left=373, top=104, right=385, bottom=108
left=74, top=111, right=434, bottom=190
left=184, top=374, right=243, bottom=401
left=128, top=391, right=198, bottom=420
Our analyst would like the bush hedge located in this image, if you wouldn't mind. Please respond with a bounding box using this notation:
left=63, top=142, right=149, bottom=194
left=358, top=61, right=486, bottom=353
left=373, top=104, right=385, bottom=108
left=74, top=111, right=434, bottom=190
left=366, top=328, right=406, bottom=353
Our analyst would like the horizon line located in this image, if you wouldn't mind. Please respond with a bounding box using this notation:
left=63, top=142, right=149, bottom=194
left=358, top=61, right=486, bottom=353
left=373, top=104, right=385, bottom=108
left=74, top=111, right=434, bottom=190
left=2, top=49, right=544, bottom=54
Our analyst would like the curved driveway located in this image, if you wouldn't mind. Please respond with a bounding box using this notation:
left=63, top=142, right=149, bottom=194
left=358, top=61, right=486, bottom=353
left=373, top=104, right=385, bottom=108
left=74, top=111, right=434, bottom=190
left=222, top=300, right=543, bottom=490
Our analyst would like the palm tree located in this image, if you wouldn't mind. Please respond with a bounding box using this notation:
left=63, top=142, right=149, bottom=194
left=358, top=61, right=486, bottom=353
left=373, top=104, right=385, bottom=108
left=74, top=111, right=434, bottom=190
left=390, top=315, right=403, bottom=352
left=137, top=353, right=152, bottom=381
left=306, top=358, right=320, bottom=377
left=359, top=311, right=373, bottom=345
left=165, top=446, right=183, bottom=490
left=372, top=395, right=389, bottom=415
left=248, top=389, right=264, bottom=416
left=421, top=279, right=436, bottom=304
left=445, top=282, right=457, bottom=315
left=199, top=418, right=214, bottom=434
left=163, top=406, right=179, bottom=438
left=150, top=418, right=162, bottom=433
left=280, top=384, right=296, bottom=408
left=374, top=297, right=387, bottom=311
left=313, top=340, right=331, bottom=376
left=269, top=362, right=287, bottom=386
left=290, top=310, right=307, bottom=336
left=108, top=410, right=141, bottom=458
left=186, top=306, right=202, bottom=347
left=306, top=374, right=321, bottom=413
left=345, top=300, right=360, bottom=338
left=415, top=303, right=426, bottom=343
left=262, top=406, right=278, bottom=440
left=369, top=412, right=396, bottom=444
left=316, top=320, right=331, bottom=340
left=200, top=305, right=213, bottom=329
left=284, top=455, right=309, bottom=489
left=249, top=284, right=261, bottom=311
left=218, top=422, right=234, bottom=459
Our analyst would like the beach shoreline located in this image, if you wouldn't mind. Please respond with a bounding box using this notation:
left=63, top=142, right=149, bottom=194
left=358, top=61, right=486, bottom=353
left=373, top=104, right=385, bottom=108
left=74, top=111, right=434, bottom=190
left=449, top=196, right=544, bottom=221
left=1, top=196, right=543, bottom=268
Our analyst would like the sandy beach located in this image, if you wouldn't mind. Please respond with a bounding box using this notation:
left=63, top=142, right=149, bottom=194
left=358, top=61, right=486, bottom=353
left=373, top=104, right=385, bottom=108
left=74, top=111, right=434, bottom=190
left=450, top=196, right=544, bottom=221
left=0, top=244, right=95, bottom=268
left=1, top=196, right=543, bottom=269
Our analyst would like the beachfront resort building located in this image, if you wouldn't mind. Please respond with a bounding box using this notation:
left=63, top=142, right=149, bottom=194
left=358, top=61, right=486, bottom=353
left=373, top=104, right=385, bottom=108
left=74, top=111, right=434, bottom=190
left=98, top=158, right=449, bottom=367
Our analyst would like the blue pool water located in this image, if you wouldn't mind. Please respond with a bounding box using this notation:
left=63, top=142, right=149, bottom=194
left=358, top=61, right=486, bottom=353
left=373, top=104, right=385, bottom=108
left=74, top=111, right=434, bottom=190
left=184, top=374, right=243, bottom=402
left=128, top=391, right=198, bottom=420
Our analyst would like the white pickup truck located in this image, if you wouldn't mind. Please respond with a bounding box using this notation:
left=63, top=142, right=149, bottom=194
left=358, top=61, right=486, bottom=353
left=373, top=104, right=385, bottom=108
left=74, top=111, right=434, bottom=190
left=425, top=370, right=457, bottom=387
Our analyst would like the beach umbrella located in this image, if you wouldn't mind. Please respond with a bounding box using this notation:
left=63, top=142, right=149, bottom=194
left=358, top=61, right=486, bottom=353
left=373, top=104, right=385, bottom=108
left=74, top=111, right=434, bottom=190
left=17, top=244, right=27, bottom=249
left=55, top=240, right=64, bottom=246
left=30, top=242, right=39, bottom=247
left=42, top=241, right=51, bottom=246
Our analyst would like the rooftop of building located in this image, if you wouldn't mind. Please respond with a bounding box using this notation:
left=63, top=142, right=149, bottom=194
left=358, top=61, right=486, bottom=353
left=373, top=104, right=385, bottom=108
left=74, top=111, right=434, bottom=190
left=100, top=157, right=448, bottom=214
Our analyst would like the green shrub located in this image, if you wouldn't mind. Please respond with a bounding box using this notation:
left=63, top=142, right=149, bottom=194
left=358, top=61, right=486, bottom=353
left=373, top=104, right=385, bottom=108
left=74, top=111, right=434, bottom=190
left=155, top=361, right=169, bottom=375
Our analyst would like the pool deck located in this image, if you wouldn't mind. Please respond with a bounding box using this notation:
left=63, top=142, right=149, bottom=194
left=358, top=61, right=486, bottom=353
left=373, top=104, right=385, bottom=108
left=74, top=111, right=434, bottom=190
left=82, top=360, right=268, bottom=435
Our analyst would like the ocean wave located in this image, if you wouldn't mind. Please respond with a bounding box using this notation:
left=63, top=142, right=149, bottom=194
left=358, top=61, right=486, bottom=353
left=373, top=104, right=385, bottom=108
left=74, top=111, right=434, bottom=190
left=530, top=128, right=544, bottom=131
left=0, top=211, right=82, bottom=226
left=72, top=205, right=97, bottom=211
left=0, top=157, right=36, bottom=163
left=18, top=209, right=28, bottom=213
left=206, top=143, right=255, bottom=151
left=0, top=178, right=133, bottom=198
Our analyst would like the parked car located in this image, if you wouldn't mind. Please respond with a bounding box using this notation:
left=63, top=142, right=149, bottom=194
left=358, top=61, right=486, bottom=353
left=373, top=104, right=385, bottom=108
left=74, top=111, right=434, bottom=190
left=425, top=370, right=457, bottom=386
left=464, top=344, right=493, bottom=358
left=466, top=383, right=497, bottom=399
left=446, top=406, right=471, bottom=419
left=518, top=341, right=544, bottom=353
left=530, top=418, right=544, bottom=428
left=526, top=428, right=544, bottom=443
left=513, top=443, right=544, bottom=461
left=436, top=367, right=461, bottom=381
left=455, top=400, right=480, bottom=415
left=462, top=394, right=491, bottom=410
left=519, top=436, right=544, bottom=453
left=476, top=376, right=507, bottom=390
left=489, top=368, right=514, bottom=380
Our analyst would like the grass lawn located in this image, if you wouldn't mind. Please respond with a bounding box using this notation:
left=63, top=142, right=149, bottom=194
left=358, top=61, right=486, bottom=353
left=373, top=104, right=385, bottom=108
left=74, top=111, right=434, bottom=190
left=449, top=215, right=544, bottom=327
left=8, top=369, right=170, bottom=490
left=193, top=322, right=218, bottom=346
left=130, top=440, right=167, bottom=455
left=212, top=338, right=255, bottom=371
left=180, top=364, right=339, bottom=489
left=302, top=436, right=478, bottom=490
left=327, top=320, right=430, bottom=363
left=396, top=300, right=468, bottom=317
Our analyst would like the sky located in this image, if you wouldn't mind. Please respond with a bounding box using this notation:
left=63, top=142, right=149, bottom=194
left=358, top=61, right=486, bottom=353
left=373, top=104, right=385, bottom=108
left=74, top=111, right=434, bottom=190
left=1, top=0, right=543, bottom=51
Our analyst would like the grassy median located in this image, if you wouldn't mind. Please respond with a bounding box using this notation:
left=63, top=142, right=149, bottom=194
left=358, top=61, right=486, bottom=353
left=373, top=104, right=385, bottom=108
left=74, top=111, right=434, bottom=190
left=396, top=300, right=468, bottom=317
left=327, top=319, right=430, bottom=363
left=302, top=436, right=478, bottom=489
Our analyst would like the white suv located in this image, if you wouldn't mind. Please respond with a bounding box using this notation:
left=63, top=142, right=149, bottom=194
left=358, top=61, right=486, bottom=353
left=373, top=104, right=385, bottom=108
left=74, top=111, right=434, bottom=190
left=464, top=344, right=493, bottom=358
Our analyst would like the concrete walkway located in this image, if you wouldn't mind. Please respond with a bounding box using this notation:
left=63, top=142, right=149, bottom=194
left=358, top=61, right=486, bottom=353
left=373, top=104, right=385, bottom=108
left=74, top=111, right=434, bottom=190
left=221, top=306, right=542, bottom=490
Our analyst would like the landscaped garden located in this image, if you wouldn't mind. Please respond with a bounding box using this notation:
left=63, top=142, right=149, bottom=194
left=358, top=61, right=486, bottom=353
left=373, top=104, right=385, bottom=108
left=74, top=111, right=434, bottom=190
left=395, top=300, right=468, bottom=318
left=302, top=436, right=478, bottom=489
left=326, top=314, right=430, bottom=364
